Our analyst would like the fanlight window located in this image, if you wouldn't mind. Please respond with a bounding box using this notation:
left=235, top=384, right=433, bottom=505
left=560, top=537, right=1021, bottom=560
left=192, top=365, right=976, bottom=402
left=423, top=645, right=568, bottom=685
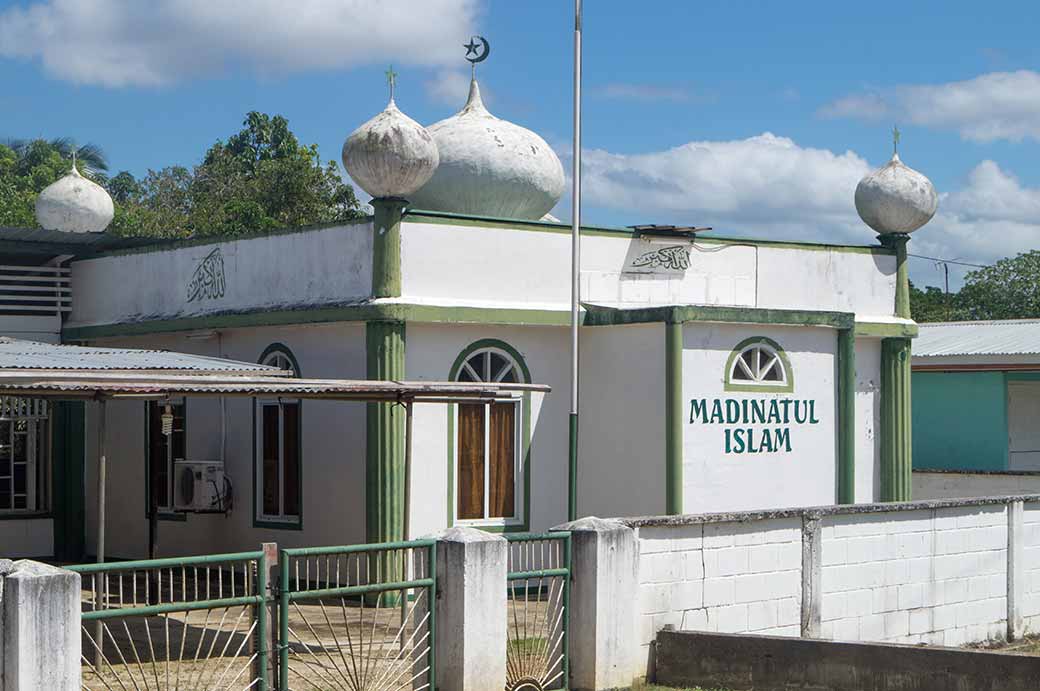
left=728, top=340, right=790, bottom=388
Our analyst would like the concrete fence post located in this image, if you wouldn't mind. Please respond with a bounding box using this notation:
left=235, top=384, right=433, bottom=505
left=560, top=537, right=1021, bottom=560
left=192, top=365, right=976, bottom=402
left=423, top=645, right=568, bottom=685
left=1007, top=500, right=1024, bottom=640
left=801, top=512, right=822, bottom=638
left=553, top=517, right=639, bottom=691
left=0, top=560, right=81, bottom=691
left=433, top=526, right=507, bottom=691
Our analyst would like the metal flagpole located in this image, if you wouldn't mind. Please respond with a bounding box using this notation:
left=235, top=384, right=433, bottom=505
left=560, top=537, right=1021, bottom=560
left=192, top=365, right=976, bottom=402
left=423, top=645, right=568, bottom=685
left=568, top=0, right=583, bottom=522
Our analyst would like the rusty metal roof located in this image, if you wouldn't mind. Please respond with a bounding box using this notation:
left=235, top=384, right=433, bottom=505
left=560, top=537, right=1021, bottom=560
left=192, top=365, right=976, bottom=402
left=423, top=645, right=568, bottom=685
left=915, top=320, right=1040, bottom=358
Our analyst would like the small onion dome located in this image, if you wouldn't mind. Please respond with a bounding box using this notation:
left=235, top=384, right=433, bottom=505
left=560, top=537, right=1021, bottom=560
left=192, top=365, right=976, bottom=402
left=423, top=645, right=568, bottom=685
left=34, top=165, right=114, bottom=233
left=342, top=98, right=439, bottom=200
left=409, top=79, right=565, bottom=220
left=854, top=153, right=938, bottom=235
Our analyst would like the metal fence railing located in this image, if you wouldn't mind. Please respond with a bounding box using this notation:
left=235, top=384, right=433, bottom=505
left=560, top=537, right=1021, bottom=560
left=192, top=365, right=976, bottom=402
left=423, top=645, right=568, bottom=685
left=69, top=551, right=268, bottom=691
left=504, top=532, right=571, bottom=691
left=278, top=540, right=437, bottom=691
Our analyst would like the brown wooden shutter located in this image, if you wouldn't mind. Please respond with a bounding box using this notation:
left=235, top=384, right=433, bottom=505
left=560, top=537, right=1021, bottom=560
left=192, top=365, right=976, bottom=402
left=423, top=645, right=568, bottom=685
left=488, top=402, right=516, bottom=519
left=457, top=404, right=485, bottom=520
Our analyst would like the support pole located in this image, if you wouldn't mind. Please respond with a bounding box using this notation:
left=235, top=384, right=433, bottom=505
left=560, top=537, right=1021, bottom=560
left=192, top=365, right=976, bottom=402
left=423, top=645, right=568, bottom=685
left=879, top=233, right=913, bottom=502
left=837, top=328, right=856, bottom=504
left=568, top=0, right=583, bottom=523
left=94, top=398, right=107, bottom=664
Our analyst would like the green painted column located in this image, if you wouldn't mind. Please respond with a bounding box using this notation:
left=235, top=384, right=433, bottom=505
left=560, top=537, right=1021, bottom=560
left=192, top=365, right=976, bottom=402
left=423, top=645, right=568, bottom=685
left=880, top=233, right=911, bottom=320
left=837, top=328, right=856, bottom=504
left=366, top=321, right=406, bottom=546
left=665, top=321, right=684, bottom=515
left=372, top=198, right=406, bottom=298
left=880, top=337, right=912, bottom=501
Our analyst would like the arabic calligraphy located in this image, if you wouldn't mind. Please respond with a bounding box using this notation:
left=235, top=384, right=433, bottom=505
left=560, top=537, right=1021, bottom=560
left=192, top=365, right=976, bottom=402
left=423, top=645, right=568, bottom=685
left=630, top=245, right=691, bottom=271
left=187, top=248, right=226, bottom=303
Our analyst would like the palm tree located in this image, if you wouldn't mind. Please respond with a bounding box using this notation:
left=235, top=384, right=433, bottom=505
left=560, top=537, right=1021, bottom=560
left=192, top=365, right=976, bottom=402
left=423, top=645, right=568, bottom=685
left=3, top=137, right=109, bottom=175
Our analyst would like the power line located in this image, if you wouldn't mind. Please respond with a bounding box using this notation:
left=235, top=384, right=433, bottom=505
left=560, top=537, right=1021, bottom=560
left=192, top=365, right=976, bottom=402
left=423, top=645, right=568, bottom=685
left=907, top=253, right=990, bottom=269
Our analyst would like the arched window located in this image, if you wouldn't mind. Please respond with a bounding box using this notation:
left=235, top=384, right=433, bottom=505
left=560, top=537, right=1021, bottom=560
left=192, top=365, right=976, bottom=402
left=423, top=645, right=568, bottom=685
left=255, top=344, right=302, bottom=527
left=450, top=342, right=528, bottom=526
left=725, top=337, right=794, bottom=393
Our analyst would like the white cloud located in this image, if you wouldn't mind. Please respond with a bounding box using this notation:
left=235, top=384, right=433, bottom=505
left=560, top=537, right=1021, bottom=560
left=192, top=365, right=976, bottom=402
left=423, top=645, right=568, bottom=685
left=425, top=69, right=476, bottom=107
left=593, top=83, right=694, bottom=103
left=0, top=0, right=479, bottom=87
left=820, top=70, right=1040, bottom=142
left=579, top=134, right=1040, bottom=288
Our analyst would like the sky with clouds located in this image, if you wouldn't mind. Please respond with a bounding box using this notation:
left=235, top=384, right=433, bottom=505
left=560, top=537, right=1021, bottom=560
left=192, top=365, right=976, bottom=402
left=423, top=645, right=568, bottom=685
left=3, top=0, right=1040, bottom=289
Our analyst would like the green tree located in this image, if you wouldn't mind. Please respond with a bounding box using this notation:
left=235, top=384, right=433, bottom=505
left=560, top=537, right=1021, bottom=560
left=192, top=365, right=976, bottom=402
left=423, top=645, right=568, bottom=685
left=909, top=281, right=964, bottom=323
left=957, top=250, right=1040, bottom=320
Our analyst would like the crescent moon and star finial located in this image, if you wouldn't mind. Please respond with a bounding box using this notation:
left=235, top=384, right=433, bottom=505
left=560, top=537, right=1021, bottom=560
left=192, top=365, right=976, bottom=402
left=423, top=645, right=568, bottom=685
left=893, top=124, right=901, bottom=156
left=385, top=64, right=398, bottom=102
left=464, top=35, right=490, bottom=78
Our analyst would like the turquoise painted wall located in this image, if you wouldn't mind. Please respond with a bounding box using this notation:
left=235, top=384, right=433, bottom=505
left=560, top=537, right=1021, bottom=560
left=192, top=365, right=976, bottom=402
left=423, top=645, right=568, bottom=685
left=911, top=371, right=1007, bottom=471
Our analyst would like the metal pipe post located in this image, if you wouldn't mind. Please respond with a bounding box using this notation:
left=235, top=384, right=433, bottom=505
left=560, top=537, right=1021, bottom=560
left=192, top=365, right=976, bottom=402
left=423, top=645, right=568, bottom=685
left=568, top=0, right=583, bottom=523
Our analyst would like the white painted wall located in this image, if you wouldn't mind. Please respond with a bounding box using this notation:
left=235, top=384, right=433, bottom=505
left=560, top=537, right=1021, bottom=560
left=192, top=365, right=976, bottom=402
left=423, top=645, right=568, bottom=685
left=634, top=518, right=802, bottom=663
left=1025, top=504, right=1040, bottom=631
left=68, top=223, right=373, bottom=327
left=400, top=221, right=897, bottom=317
left=914, top=471, right=1040, bottom=499
left=405, top=323, right=568, bottom=535
left=83, top=322, right=368, bottom=559
left=578, top=324, right=667, bottom=519
left=855, top=339, right=881, bottom=503
left=0, top=519, right=52, bottom=559
left=682, top=323, right=838, bottom=512
left=821, top=507, right=1008, bottom=646
left=630, top=499, right=1039, bottom=669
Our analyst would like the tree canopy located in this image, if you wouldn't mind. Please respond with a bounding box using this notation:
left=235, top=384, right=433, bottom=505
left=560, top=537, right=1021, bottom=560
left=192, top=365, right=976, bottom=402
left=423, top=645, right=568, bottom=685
left=1, top=112, right=363, bottom=238
left=911, top=250, right=1040, bottom=323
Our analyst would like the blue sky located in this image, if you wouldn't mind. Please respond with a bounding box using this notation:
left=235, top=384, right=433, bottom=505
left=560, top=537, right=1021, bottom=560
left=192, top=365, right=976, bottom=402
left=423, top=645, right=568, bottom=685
left=4, top=0, right=1040, bottom=288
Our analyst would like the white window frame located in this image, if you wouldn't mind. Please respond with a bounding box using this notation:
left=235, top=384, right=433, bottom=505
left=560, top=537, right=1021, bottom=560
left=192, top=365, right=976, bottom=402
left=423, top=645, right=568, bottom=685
left=0, top=397, right=49, bottom=514
left=255, top=347, right=301, bottom=526
left=452, top=348, right=524, bottom=528
left=729, top=343, right=788, bottom=387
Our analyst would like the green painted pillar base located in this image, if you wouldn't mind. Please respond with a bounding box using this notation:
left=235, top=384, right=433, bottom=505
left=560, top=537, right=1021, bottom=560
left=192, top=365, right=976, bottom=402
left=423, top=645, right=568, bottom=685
left=366, top=321, right=406, bottom=546
left=880, top=337, right=912, bottom=501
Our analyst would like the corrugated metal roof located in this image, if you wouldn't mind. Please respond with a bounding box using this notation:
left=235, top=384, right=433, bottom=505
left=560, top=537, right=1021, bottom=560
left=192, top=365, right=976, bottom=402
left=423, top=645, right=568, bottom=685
left=915, top=320, right=1040, bottom=357
left=0, top=371, right=549, bottom=401
left=0, top=226, right=168, bottom=253
left=0, top=338, right=281, bottom=373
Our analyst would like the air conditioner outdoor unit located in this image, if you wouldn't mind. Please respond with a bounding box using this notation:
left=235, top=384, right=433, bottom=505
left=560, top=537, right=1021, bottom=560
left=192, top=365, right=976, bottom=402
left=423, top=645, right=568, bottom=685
left=173, top=461, right=230, bottom=513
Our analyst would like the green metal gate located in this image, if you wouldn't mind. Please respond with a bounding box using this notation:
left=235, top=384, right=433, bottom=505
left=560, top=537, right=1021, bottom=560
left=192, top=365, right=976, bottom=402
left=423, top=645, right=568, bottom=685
left=504, top=532, right=571, bottom=691
left=277, top=539, right=437, bottom=691
left=70, top=551, right=269, bottom=691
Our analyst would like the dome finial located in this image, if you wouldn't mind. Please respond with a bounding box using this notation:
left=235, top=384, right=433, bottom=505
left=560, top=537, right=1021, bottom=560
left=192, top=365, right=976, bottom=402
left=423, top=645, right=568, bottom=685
left=35, top=155, right=114, bottom=233
left=385, top=64, right=398, bottom=103
left=892, top=124, right=900, bottom=156
left=854, top=135, right=937, bottom=237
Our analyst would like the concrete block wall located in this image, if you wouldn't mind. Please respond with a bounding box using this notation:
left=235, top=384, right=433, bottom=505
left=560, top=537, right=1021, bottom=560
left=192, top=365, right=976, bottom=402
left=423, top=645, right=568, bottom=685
left=634, top=517, right=802, bottom=662
left=820, top=506, right=1008, bottom=646
left=1025, top=504, right=1040, bottom=630
left=624, top=494, right=1040, bottom=674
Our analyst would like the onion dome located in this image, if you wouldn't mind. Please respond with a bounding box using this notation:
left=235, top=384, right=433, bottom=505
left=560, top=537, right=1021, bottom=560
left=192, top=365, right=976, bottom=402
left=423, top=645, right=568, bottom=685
left=409, top=79, right=565, bottom=220
left=855, top=152, right=938, bottom=235
left=34, top=165, right=114, bottom=233
left=342, top=97, right=439, bottom=200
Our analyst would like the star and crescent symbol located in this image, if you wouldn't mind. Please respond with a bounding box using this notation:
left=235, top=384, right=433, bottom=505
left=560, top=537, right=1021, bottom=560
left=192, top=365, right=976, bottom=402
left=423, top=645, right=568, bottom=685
left=464, top=35, right=490, bottom=64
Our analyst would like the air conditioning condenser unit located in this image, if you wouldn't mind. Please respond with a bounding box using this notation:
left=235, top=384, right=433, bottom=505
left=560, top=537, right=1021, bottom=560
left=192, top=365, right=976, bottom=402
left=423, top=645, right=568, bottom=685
left=173, top=461, right=231, bottom=513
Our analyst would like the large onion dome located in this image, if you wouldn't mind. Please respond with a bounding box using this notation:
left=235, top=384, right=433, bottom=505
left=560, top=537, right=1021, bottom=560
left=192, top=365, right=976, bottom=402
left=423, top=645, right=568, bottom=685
left=342, top=97, right=439, bottom=200
left=854, top=152, right=938, bottom=235
left=34, top=165, right=114, bottom=233
left=409, top=79, right=565, bottom=220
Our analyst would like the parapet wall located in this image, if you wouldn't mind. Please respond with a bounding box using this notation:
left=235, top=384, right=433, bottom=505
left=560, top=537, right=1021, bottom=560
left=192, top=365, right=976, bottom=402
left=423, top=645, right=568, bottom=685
left=620, top=495, right=1040, bottom=669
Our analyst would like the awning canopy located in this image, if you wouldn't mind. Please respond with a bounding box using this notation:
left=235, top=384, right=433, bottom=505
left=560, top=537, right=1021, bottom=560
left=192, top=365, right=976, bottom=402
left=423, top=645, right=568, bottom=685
left=0, top=339, right=549, bottom=401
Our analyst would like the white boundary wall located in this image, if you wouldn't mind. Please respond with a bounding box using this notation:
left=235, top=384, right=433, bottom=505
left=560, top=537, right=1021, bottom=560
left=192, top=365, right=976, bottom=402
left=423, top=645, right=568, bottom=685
left=623, top=496, right=1040, bottom=670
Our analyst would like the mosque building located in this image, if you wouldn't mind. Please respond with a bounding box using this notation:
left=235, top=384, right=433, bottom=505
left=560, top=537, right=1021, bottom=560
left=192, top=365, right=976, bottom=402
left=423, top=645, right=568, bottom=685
left=0, top=55, right=938, bottom=560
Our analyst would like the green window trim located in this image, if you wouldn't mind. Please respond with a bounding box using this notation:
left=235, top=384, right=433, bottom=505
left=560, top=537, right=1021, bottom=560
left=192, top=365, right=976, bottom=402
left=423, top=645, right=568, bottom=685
left=446, top=338, right=532, bottom=533
left=252, top=343, right=304, bottom=531
left=723, top=336, right=795, bottom=394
